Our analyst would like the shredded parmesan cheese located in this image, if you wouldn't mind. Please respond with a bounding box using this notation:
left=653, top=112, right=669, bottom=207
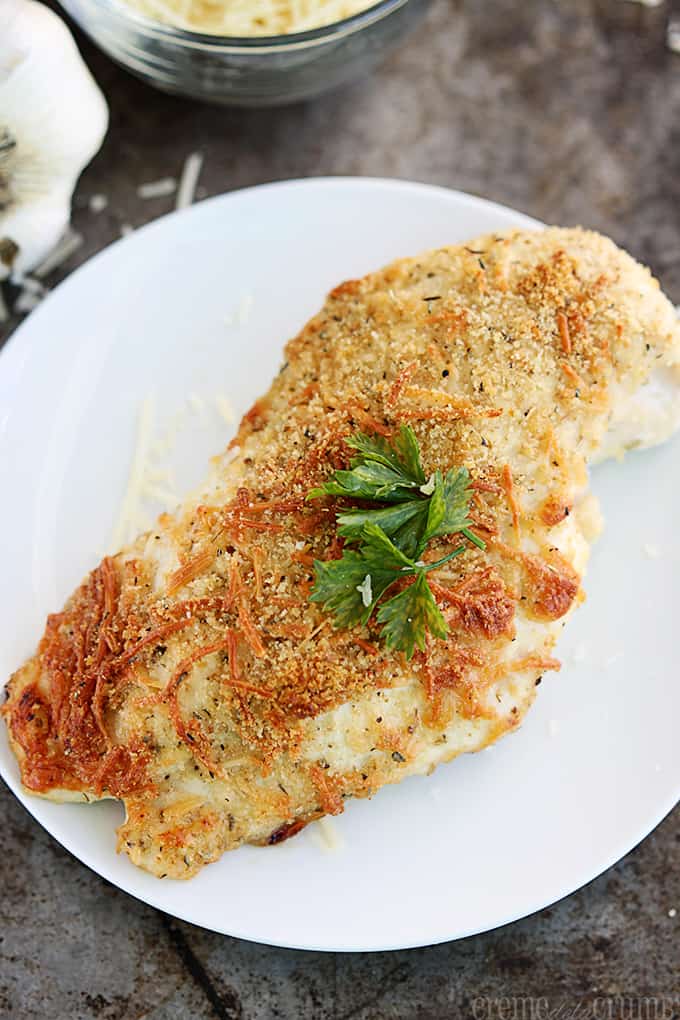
left=112, top=388, right=238, bottom=548
left=14, top=282, right=46, bottom=313
left=138, top=177, right=177, bottom=199
left=89, top=194, right=108, bottom=213
left=224, top=294, right=254, bottom=327
left=188, top=391, right=205, bottom=415
left=19, top=275, right=47, bottom=297
left=238, top=293, right=253, bottom=324
left=141, top=482, right=181, bottom=506
left=176, top=153, right=203, bottom=210
left=215, top=394, right=236, bottom=424
left=110, top=395, right=156, bottom=549
left=571, top=642, right=587, bottom=663
left=33, top=227, right=83, bottom=278
left=120, top=0, right=378, bottom=35
left=13, top=291, right=40, bottom=314
left=356, top=573, right=372, bottom=607
left=314, top=815, right=344, bottom=851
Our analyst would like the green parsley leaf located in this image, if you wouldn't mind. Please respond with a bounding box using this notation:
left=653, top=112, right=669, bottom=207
left=310, top=524, right=415, bottom=628
left=307, top=427, right=485, bottom=658
left=418, top=467, right=474, bottom=551
left=310, top=461, right=418, bottom=502
left=336, top=499, right=429, bottom=557
left=347, top=426, right=426, bottom=485
left=358, top=521, right=416, bottom=570
left=308, top=425, right=425, bottom=502
left=310, top=548, right=399, bottom=629
left=376, top=572, right=449, bottom=659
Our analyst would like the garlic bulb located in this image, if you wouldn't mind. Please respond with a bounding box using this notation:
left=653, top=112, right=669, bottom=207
left=0, top=0, right=108, bottom=282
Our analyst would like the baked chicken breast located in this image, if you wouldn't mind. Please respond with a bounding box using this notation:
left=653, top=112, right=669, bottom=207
left=4, top=228, right=680, bottom=878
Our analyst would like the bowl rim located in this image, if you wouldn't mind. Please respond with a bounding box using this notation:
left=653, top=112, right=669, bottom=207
left=66, top=0, right=412, bottom=51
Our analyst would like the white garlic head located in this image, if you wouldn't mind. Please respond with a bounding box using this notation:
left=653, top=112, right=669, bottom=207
left=0, top=0, right=108, bottom=281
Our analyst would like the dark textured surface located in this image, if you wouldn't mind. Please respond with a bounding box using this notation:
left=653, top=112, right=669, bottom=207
left=1, top=0, right=679, bottom=1016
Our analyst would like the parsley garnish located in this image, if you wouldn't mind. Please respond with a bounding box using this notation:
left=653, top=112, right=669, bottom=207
left=308, top=426, right=485, bottom=658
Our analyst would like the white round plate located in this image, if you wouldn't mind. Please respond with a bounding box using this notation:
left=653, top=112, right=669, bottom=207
left=1, top=178, right=678, bottom=952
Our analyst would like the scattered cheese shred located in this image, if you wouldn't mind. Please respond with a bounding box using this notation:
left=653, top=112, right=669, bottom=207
left=224, top=294, right=254, bottom=327
left=138, top=177, right=177, bottom=199
left=141, top=482, right=181, bottom=507
left=14, top=288, right=43, bottom=314
left=110, top=395, right=156, bottom=550
left=188, top=391, right=205, bottom=415
left=19, top=276, right=47, bottom=297
left=176, top=153, right=203, bottom=210
left=33, top=227, right=84, bottom=278
left=89, top=194, right=109, bottom=213
left=111, top=389, right=238, bottom=550
left=571, top=642, right=587, bottom=663
left=238, top=294, right=253, bottom=324
left=215, top=394, right=236, bottom=424
left=315, top=816, right=344, bottom=851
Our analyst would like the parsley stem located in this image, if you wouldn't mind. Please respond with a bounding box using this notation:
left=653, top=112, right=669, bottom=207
left=422, top=546, right=467, bottom=573
left=462, top=527, right=486, bottom=550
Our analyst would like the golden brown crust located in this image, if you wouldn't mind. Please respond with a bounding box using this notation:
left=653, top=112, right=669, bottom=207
left=4, top=227, right=680, bottom=877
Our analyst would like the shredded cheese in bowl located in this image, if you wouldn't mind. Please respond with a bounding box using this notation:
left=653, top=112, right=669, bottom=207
left=119, top=0, right=380, bottom=36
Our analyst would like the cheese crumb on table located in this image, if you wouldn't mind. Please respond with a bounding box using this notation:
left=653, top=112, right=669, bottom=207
left=33, top=227, right=84, bottom=277
left=138, top=177, right=177, bottom=200
left=89, top=194, right=108, bottom=213
left=176, top=153, right=203, bottom=210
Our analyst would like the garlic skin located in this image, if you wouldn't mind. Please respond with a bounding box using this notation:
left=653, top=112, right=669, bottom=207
left=0, top=0, right=108, bottom=282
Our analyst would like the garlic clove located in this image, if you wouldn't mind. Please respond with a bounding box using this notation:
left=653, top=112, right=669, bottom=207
left=0, top=0, right=108, bottom=281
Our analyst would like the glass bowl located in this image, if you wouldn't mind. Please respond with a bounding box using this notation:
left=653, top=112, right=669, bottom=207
left=58, top=0, right=431, bottom=107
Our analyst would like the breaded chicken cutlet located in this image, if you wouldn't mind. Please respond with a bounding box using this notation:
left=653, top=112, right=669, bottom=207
left=4, top=227, right=680, bottom=878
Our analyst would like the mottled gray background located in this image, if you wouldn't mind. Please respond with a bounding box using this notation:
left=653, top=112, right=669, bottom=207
left=1, top=0, right=678, bottom=1017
